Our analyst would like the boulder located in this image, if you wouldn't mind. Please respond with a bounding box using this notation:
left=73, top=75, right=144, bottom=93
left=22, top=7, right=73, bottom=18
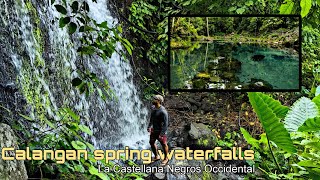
left=188, top=123, right=212, bottom=140
left=186, top=122, right=217, bottom=149
left=200, top=98, right=215, bottom=113
left=0, top=123, right=28, bottom=180
left=145, top=147, right=217, bottom=180
left=251, top=54, right=265, bottom=61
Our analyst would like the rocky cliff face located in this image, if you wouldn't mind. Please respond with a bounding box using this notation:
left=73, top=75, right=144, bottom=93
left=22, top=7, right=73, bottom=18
left=0, top=123, right=28, bottom=180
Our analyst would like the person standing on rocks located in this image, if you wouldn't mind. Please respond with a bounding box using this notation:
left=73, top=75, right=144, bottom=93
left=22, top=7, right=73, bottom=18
left=147, top=95, right=169, bottom=166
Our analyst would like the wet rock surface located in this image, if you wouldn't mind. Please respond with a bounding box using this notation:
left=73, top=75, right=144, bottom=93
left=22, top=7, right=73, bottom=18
left=244, top=78, right=273, bottom=90
left=0, top=123, right=28, bottom=180
left=144, top=147, right=245, bottom=180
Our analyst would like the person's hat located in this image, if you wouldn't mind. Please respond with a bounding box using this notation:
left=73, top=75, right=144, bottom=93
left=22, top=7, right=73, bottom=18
left=153, top=95, right=164, bottom=103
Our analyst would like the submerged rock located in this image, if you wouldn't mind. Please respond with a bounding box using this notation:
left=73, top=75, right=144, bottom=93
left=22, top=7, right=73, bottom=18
left=221, top=72, right=236, bottom=81
left=209, top=76, right=220, bottom=83
left=192, top=79, right=206, bottom=89
left=272, top=55, right=286, bottom=60
left=218, top=59, right=242, bottom=71
left=207, top=83, right=225, bottom=90
left=184, top=81, right=192, bottom=89
left=245, top=78, right=273, bottom=90
left=234, top=85, right=242, bottom=90
left=251, top=54, right=265, bottom=61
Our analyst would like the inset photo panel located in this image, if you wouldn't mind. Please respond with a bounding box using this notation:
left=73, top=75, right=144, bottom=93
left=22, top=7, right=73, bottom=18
left=169, top=15, right=301, bottom=92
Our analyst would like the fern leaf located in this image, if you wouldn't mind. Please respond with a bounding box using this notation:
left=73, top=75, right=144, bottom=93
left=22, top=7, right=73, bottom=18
left=248, top=92, right=296, bottom=153
left=284, top=97, right=319, bottom=132
left=298, top=117, right=320, bottom=132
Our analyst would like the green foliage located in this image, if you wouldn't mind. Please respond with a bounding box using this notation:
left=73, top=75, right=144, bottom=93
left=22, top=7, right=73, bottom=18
left=217, top=131, right=239, bottom=148
left=284, top=97, right=319, bottom=132
left=89, top=166, right=110, bottom=180
left=14, top=105, right=146, bottom=179
left=248, top=92, right=296, bottom=153
left=300, top=0, right=312, bottom=18
left=71, top=72, right=114, bottom=100
left=298, top=117, right=320, bottom=132
left=53, top=1, right=133, bottom=100
left=302, top=26, right=320, bottom=89
left=243, top=92, right=320, bottom=179
left=142, top=76, right=165, bottom=100
left=240, top=128, right=259, bottom=149
left=280, top=0, right=294, bottom=14
left=54, top=5, right=67, bottom=15
left=15, top=2, right=145, bottom=179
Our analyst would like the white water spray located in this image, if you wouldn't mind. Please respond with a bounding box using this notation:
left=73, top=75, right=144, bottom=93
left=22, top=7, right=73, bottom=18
left=1, top=0, right=149, bottom=149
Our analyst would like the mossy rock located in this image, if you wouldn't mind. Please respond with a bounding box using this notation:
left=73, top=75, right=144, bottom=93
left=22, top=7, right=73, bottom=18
left=221, top=72, right=235, bottom=80
left=209, top=76, right=220, bottom=83
left=192, top=79, right=206, bottom=89
left=218, top=59, right=242, bottom=71
left=195, top=72, right=210, bottom=79
left=244, top=78, right=273, bottom=90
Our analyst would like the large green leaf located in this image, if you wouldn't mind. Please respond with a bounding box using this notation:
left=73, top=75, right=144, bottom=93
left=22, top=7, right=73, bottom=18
left=19, top=113, right=34, bottom=121
left=279, top=0, right=294, bottom=14
left=300, top=0, right=312, bottom=18
left=71, top=1, right=79, bottom=13
left=312, top=95, right=320, bottom=110
left=54, top=5, right=67, bottom=15
left=89, top=166, right=110, bottom=180
left=71, top=141, right=86, bottom=150
left=262, top=94, right=289, bottom=119
left=298, top=160, right=320, bottom=168
left=240, top=127, right=259, bottom=149
left=79, top=124, right=93, bottom=135
left=68, top=22, right=77, bottom=34
left=236, top=8, right=245, bottom=14
left=298, top=117, right=320, bottom=132
left=59, top=17, right=70, bottom=28
left=64, top=108, right=80, bottom=121
left=284, top=97, right=319, bottom=132
left=248, top=92, right=296, bottom=153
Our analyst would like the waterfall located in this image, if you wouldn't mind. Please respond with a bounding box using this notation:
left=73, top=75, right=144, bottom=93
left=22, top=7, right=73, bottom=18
left=0, top=0, right=149, bottom=149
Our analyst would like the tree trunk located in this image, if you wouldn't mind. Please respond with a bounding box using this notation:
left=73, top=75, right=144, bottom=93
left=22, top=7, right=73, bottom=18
left=206, top=17, right=209, bottom=37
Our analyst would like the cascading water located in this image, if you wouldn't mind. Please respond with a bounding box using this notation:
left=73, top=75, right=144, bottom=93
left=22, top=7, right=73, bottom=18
left=85, top=0, right=149, bottom=149
left=0, top=0, right=149, bottom=149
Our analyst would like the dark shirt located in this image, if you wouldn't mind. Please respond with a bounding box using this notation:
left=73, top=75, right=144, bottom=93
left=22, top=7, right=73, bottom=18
left=148, top=106, right=169, bottom=135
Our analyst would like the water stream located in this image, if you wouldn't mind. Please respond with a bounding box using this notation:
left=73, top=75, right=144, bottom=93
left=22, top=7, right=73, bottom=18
left=0, top=0, right=148, bottom=149
left=171, top=41, right=299, bottom=90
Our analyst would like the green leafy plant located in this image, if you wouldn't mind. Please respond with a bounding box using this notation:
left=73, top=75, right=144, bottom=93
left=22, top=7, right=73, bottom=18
left=217, top=131, right=239, bottom=149
left=242, top=92, right=320, bottom=179
left=247, top=92, right=294, bottom=153
left=53, top=1, right=133, bottom=99
left=284, top=97, right=319, bottom=132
